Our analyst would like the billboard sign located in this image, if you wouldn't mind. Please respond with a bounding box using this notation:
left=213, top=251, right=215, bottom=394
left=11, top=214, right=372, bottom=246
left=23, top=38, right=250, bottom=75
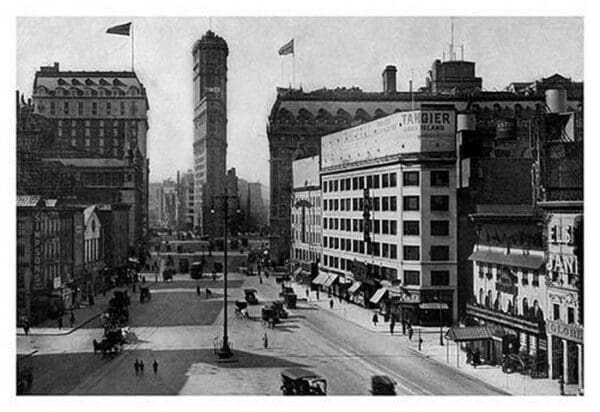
left=322, top=109, right=456, bottom=168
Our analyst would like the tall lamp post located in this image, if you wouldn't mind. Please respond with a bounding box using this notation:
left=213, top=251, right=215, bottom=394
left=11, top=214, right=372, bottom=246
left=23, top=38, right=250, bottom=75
left=211, top=186, right=239, bottom=359
left=437, top=289, right=444, bottom=346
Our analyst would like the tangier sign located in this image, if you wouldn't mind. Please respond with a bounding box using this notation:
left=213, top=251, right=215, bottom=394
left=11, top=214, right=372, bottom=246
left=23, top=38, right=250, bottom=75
left=322, top=109, right=456, bottom=168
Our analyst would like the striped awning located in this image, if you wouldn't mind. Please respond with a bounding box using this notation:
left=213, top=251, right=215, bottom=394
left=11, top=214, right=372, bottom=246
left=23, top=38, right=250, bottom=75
left=369, top=287, right=388, bottom=304
left=323, top=274, right=338, bottom=288
left=419, top=302, right=449, bottom=310
left=312, top=272, right=329, bottom=285
left=446, top=326, right=494, bottom=342
left=348, top=281, right=364, bottom=295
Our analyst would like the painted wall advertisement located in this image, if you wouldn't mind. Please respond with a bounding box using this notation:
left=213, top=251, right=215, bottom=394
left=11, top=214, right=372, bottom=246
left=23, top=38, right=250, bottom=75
left=32, top=212, right=42, bottom=290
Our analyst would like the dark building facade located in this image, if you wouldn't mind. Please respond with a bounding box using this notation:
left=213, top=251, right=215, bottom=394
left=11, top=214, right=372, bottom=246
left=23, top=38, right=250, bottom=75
left=28, top=63, right=150, bottom=249
left=192, top=31, right=229, bottom=237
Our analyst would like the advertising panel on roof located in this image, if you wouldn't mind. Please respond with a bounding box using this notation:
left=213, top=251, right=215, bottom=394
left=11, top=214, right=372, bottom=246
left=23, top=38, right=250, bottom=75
left=321, top=109, right=456, bottom=168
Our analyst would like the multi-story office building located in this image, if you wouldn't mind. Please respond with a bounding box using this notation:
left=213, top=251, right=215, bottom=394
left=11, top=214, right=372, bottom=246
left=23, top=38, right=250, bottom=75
left=291, top=155, right=322, bottom=271
left=192, top=31, right=228, bottom=237
left=30, top=63, right=150, bottom=249
left=467, top=205, right=548, bottom=376
left=177, top=169, right=195, bottom=232
left=320, top=107, right=458, bottom=323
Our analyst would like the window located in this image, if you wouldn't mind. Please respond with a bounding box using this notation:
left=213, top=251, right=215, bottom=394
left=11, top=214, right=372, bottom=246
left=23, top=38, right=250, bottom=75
left=382, top=174, right=389, bottom=188
left=568, top=307, right=575, bottom=324
left=323, top=181, right=328, bottom=193
left=373, top=220, right=380, bottom=234
left=404, top=270, right=420, bottom=285
left=373, top=197, right=380, bottom=211
left=390, top=196, right=397, bottom=211
left=431, top=220, right=449, bottom=236
left=366, top=175, right=373, bottom=188
left=352, top=177, right=358, bottom=190
left=340, top=179, right=346, bottom=191
left=50, top=101, right=55, bottom=115
left=403, top=221, right=419, bottom=235
left=431, top=246, right=450, bottom=261
left=390, top=173, right=397, bottom=187
left=403, top=171, right=419, bottom=186
left=120, top=101, right=125, bottom=115
left=382, top=243, right=389, bottom=258
left=382, top=220, right=389, bottom=234
left=521, top=271, right=529, bottom=285
left=106, top=102, right=112, bottom=115
left=390, top=220, right=397, bottom=235
left=403, top=196, right=420, bottom=211
left=92, top=102, right=97, bottom=115
left=63, top=101, right=69, bottom=114
left=382, top=197, right=389, bottom=211
left=390, top=245, right=398, bottom=259
left=78, top=101, right=83, bottom=115
left=553, top=304, right=560, bottom=321
left=431, top=271, right=450, bottom=286
left=403, top=246, right=420, bottom=261
left=431, top=170, right=450, bottom=186
left=372, top=175, right=380, bottom=189
left=431, top=195, right=449, bottom=211
left=359, top=176, right=365, bottom=189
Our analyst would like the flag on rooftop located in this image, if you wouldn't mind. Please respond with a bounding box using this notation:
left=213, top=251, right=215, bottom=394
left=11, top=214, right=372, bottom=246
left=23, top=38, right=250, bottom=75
left=278, top=39, right=294, bottom=55
left=106, top=22, right=132, bottom=36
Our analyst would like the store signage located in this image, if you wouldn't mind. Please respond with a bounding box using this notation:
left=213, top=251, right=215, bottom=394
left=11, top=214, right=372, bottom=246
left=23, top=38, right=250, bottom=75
left=53, top=277, right=61, bottom=289
left=549, top=223, right=573, bottom=245
left=546, top=253, right=578, bottom=276
left=496, top=267, right=518, bottom=295
left=32, top=212, right=42, bottom=290
left=546, top=320, right=583, bottom=344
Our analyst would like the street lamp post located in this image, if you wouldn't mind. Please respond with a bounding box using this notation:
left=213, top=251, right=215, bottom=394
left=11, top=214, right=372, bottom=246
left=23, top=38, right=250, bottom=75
left=211, top=186, right=239, bottom=359
left=438, top=289, right=444, bottom=346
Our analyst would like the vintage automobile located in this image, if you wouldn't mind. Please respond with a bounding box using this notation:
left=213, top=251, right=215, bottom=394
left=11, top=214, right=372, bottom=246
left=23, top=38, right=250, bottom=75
left=94, top=329, right=125, bottom=358
left=234, top=300, right=249, bottom=319
left=244, top=289, right=259, bottom=305
left=140, top=287, right=151, bottom=303
left=271, top=300, right=288, bottom=319
left=261, top=306, right=279, bottom=325
left=280, top=368, right=327, bottom=395
left=190, top=261, right=203, bottom=279
left=370, top=375, right=396, bottom=395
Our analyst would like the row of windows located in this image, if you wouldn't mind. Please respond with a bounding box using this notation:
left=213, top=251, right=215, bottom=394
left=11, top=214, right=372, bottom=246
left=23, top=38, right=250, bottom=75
left=324, top=218, right=449, bottom=237
left=323, top=195, right=450, bottom=213
left=323, top=170, right=450, bottom=193
left=477, top=264, right=540, bottom=286
left=322, top=254, right=398, bottom=280
left=404, top=270, right=450, bottom=286
left=58, top=119, right=137, bottom=128
left=292, top=213, right=321, bottom=225
left=477, top=290, right=545, bottom=320
left=293, top=248, right=320, bottom=263
left=322, top=238, right=450, bottom=262
left=48, top=100, right=138, bottom=116
left=323, top=196, right=398, bottom=212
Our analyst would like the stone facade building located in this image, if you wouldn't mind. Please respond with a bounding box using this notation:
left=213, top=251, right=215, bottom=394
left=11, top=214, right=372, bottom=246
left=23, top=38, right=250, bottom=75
left=192, top=31, right=228, bottom=236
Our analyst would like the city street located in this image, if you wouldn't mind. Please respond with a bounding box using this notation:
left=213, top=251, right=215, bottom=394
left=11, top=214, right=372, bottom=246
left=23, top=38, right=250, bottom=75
left=18, top=272, right=505, bottom=395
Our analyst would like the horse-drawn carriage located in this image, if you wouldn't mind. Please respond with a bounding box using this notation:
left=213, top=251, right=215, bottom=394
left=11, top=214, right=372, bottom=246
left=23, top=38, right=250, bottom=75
left=140, top=287, right=151, bottom=303
left=234, top=300, right=250, bottom=319
left=94, top=329, right=125, bottom=358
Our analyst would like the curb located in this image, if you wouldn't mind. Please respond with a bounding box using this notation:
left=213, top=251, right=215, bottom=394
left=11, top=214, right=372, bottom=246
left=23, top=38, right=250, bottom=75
left=407, top=346, right=512, bottom=395
left=17, top=311, right=103, bottom=337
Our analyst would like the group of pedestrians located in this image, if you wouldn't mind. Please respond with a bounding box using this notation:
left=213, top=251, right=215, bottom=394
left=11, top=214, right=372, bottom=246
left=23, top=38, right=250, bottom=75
left=134, top=359, right=159, bottom=375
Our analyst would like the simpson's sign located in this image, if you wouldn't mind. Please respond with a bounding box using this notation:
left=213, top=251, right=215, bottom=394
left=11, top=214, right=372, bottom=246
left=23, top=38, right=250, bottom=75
left=322, top=109, right=456, bottom=168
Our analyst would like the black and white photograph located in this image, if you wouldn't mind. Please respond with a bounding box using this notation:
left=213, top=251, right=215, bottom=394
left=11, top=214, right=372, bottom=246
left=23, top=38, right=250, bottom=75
left=7, top=1, right=594, bottom=401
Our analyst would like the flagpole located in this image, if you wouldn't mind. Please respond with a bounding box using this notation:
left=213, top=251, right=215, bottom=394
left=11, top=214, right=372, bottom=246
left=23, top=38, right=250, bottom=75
left=131, top=23, right=135, bottom=72
left=292, top=50, right=296, bottom=89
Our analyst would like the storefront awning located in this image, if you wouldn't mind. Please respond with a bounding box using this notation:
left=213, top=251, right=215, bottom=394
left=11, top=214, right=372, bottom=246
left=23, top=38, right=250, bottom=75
left=312, top=272, right=329, bottom=285
left=293, top=267, right=303, bottom=277
left=369, top=287, right=388, bottom=304
left=446, top=326, right=494, bottom=342
left=348, top=281, right=364, bottom=295
left=419, top=302, right=449, bottom=310
left=323, top=274, right=338, bottom=288
left=337, top=276, right=353, bottom=285
left=468, top=250, right=545, bottom=270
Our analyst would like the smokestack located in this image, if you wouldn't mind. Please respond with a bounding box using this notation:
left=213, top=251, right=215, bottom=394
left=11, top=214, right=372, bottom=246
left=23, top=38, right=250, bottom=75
left=382, top=65, right=397, bottom=95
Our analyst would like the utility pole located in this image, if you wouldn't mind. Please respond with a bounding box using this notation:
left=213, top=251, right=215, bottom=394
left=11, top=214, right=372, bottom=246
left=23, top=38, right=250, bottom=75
left=211, top=186, right=239, bottom=359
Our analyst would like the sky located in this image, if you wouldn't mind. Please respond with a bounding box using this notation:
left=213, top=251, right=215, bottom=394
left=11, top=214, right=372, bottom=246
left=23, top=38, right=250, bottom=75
left=16, top=17, right=583, bottom=185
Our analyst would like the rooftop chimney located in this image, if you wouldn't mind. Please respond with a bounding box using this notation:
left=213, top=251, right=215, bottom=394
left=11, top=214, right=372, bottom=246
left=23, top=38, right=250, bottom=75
left=382, top=65, right=397, bottom=95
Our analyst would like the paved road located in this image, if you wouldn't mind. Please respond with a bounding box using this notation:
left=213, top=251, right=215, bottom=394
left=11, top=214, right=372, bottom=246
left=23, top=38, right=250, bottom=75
left=19, top=272, right=505, bottom=395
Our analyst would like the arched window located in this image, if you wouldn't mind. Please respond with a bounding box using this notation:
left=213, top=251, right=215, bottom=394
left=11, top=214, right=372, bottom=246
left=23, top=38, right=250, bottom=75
left=494, top=292, right=501, bottom=311
left=522, top=297, right=529, bottom=316
left=485, top=290, right=492, bottom=308
left=91, top=220, right=96, bottom=232
left=478, top=288, right=484, bottom=305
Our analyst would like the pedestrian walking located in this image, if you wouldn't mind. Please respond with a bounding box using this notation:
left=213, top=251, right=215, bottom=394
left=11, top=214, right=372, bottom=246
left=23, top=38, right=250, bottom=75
left=408, top=325, right=414, bottom=341
left=57, top=316, right=63, bottom=330
left=23, top=318, right=30, bottom=336
left=152, top=360, right=158, bottom=374
left=389, top=318, right=395, bottom=336
left=402, top=319, right=406, bottom=335
left=134, top=359, right=140, bottom=375
left=259, top=275, right=263, bottom=284
left=70, top=312, right=75, bottom=328
left=329, top=299, right=334, bottom=310
left=418, top=332, right=423, bottom=351
left=316, top=289, right=320, bottom=300
left=372, top=313, right=379, bottom=327
left=139, top=360, right=145, bottom=374
left=196, top=285, right=201, bottom=296
left=305, top=289, right=309, bottom=299
left=262, top=332, right=269, bottom=349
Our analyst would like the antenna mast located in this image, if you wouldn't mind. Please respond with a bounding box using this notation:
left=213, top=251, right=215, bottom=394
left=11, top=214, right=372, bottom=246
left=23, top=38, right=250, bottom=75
left=450, top=17, right=455, bottom=61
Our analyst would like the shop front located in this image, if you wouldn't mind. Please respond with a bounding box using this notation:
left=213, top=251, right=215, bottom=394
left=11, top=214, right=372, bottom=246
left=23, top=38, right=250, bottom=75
left=547, top=320, right=583, bottom=386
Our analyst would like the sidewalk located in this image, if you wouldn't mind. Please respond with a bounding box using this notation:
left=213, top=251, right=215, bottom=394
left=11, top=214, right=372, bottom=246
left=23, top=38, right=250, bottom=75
left=289, top=281, right=573, bottom=396
left=17, top=275, right=158, bottom=337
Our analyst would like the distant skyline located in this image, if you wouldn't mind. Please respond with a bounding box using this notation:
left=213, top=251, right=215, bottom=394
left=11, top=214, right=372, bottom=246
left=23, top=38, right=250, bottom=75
left=17, top=17, right=583, bottom=184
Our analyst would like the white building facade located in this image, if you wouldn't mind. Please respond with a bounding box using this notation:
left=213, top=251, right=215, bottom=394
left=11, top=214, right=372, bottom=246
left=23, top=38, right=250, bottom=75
left=320, top=107, right=459, bottom=323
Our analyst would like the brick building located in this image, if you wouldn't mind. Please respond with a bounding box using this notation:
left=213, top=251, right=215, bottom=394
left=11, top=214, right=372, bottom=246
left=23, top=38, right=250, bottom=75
left=29, top=63, right=150, bottom=250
